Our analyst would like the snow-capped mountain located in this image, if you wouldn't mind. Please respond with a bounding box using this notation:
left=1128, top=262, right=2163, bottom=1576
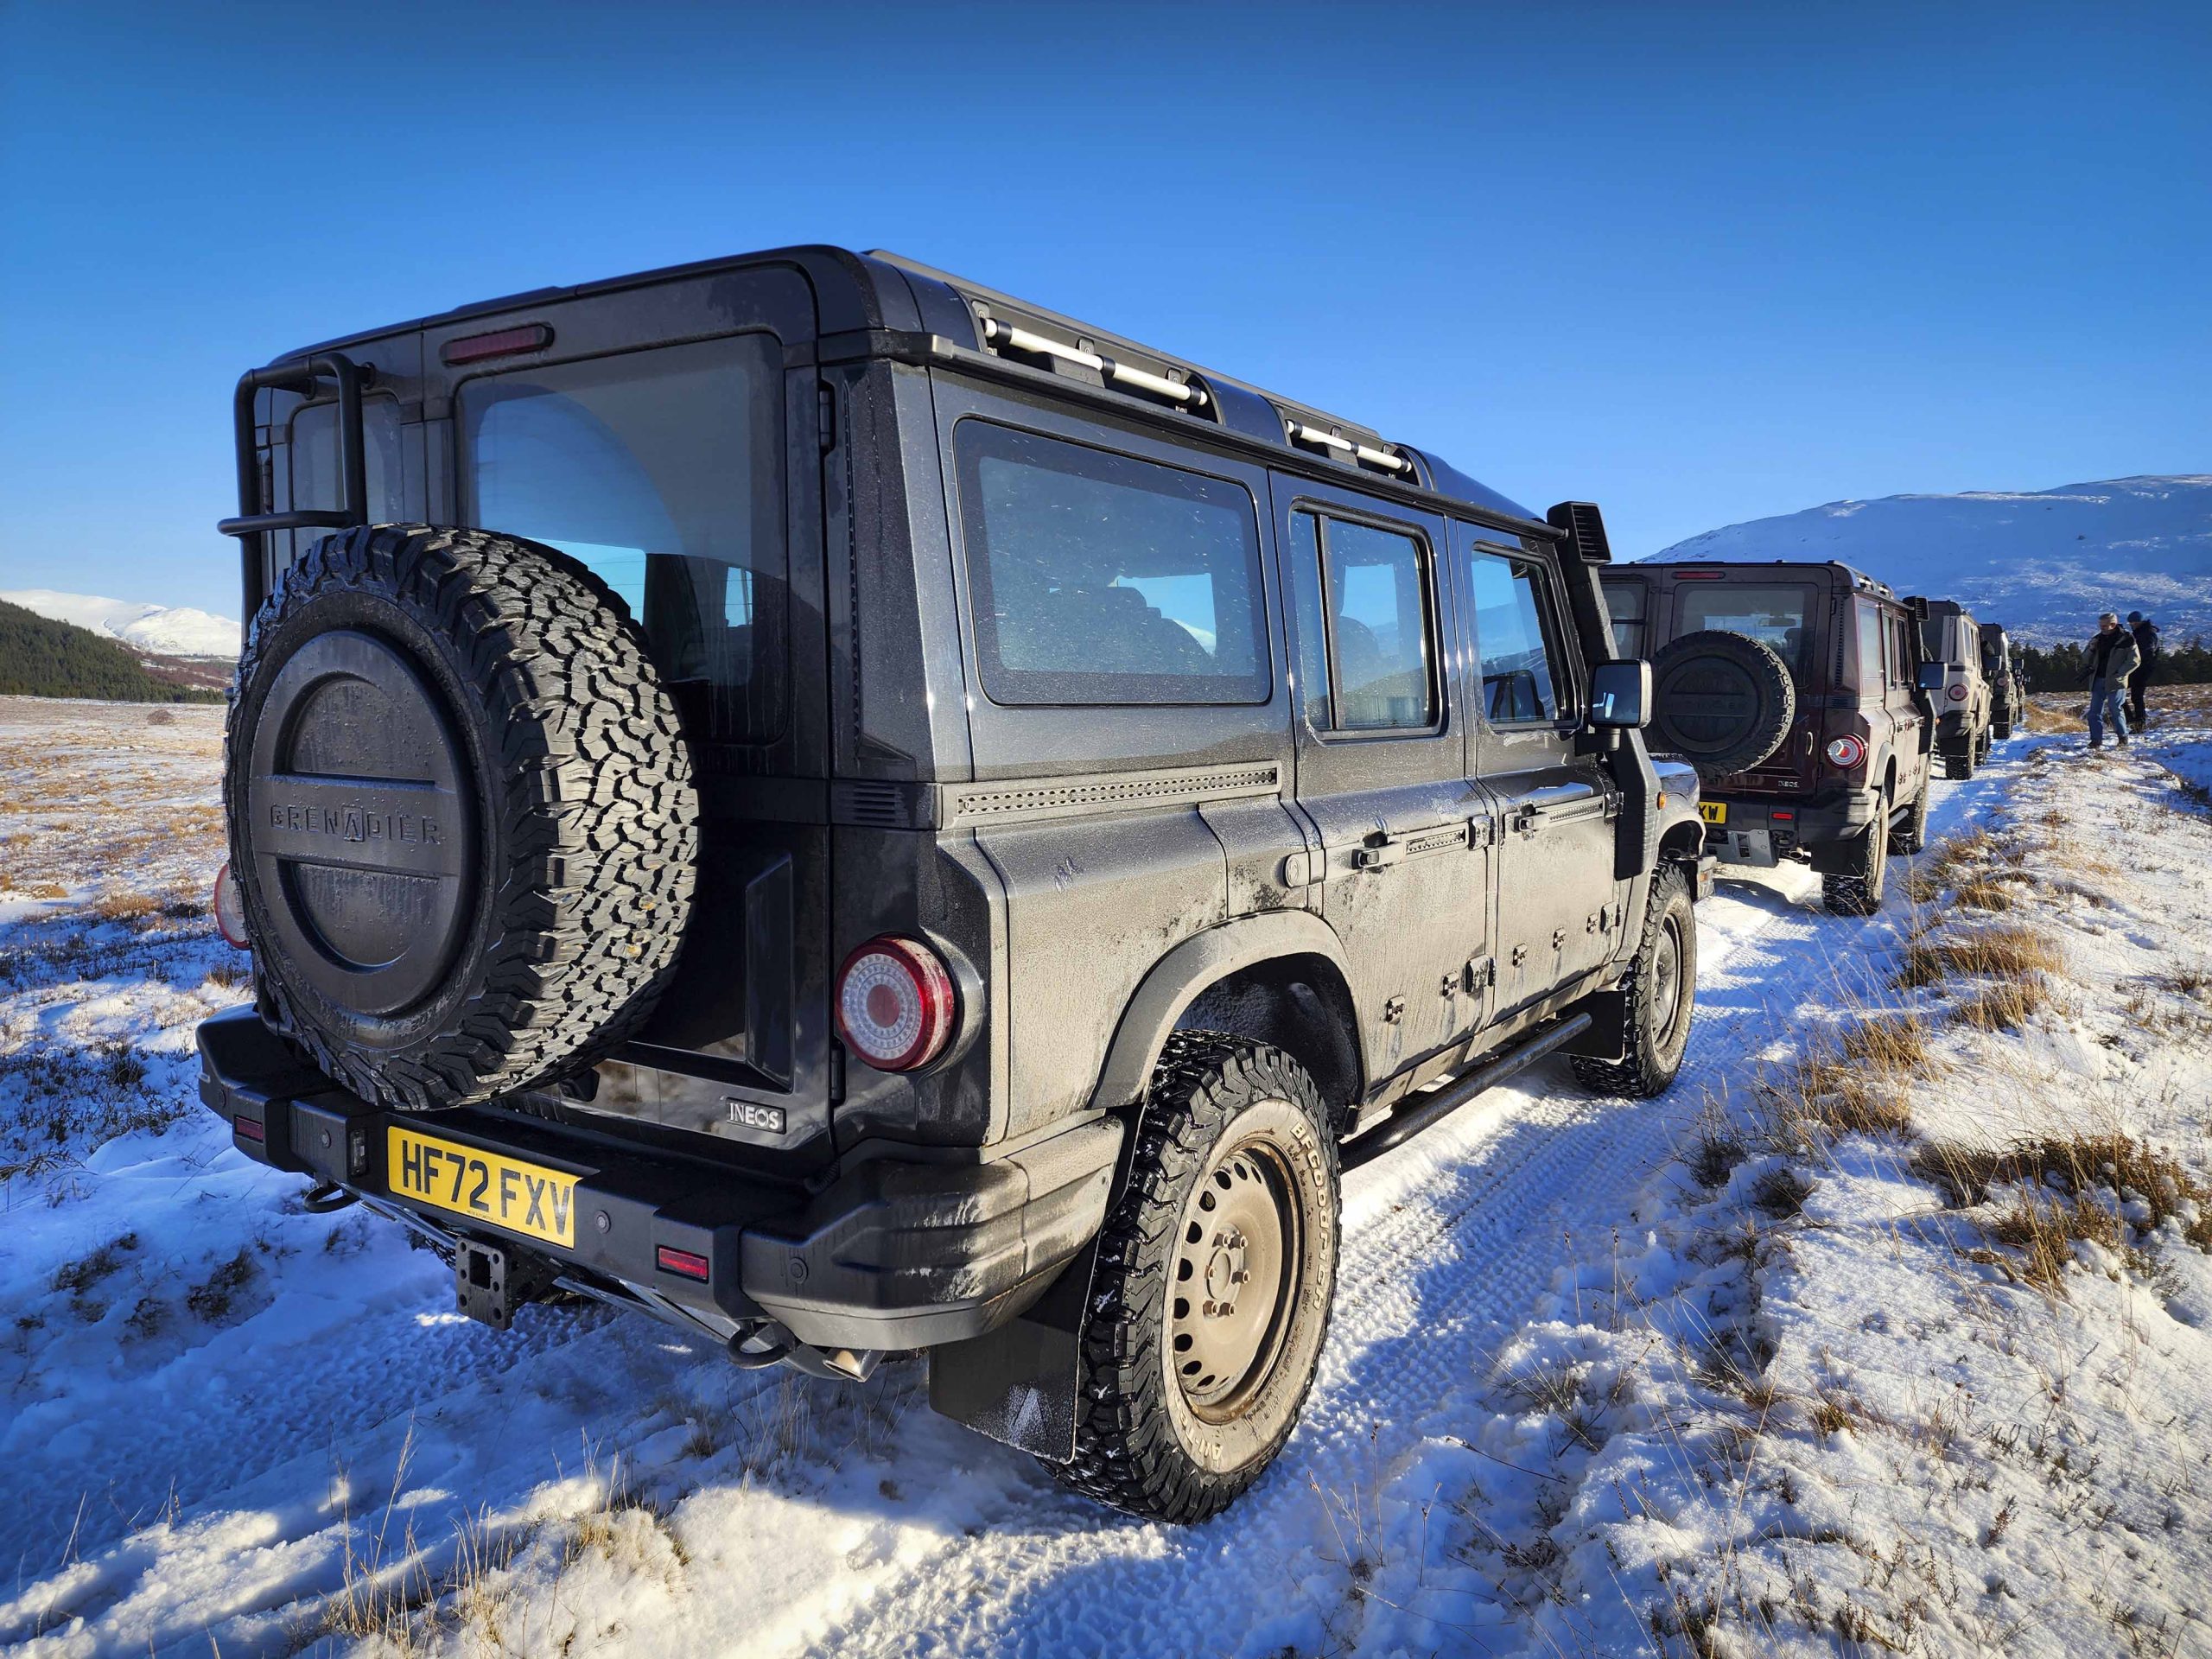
left=1651, top=474, right=2212, bottom=645
left=0, top=588, right=239, bottom=659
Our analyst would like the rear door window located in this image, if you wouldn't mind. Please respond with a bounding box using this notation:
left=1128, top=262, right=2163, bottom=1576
left=1855, top=599, right=1885, bottom=690
left=1675, top=582, right=1817, bottom=675
left=460, top=333, right=787, bottom=745
left=954, top=423, right=1268, bottom=706
left=1464, top=550, right=1565, bottom=725
left=1282, top=509, right=1438, bottom=732
left=289, top=397, right=404, bottom=521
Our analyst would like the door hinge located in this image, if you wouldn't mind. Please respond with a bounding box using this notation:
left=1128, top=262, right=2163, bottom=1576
left=1467, top=814, right=1497, bottom=849
left=1552, top=927, right=1568, bottom=951
left=1382, top=995, right=1406, bottom=1024
left=1464, top=956, right=1496, bottom=993
left=1510, top=943, right=1529, bottom=968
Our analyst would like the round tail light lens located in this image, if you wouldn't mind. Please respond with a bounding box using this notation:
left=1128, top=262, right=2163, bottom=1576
left=213, top=861, right=250, bottom=949
left=1824, top=734, right=1867, bottom=770
left=1947, top=683, right=1967, bottom=702
left=836, top=936, right=956, bottom=1071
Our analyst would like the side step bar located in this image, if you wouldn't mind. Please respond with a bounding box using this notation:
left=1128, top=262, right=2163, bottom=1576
left=1339, top=1012, right=1593, bottom=1173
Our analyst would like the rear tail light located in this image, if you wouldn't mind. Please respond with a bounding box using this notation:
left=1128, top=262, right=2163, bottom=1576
left=213, top=861, right=249, bottom=949
left=1947, top=683, right=1967, bottom=702
left=836, top=936, right=957, bottom=1071
left=1824, top=734, right=1867, bottom=770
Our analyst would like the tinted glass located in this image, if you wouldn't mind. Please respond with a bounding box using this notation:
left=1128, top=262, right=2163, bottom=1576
left=1465, top=550, right=1560, bottom=723
left=1856, top=600, right=1885, bottom=689
left=289, top=397, right=404, bottom=523
left=1601, top=577, right=1646, bottom=658
left=461, top=334, right=787, bottom=744
left=956, top=423, right=1268, bottom=706
left=1286, top=511, right=1331, bottom=729
left=1325, top=519, right=1433, bottom=729
left=1675, top=583, right=1816, bottom=674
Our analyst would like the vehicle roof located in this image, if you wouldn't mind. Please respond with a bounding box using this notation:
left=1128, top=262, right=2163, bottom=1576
left=271, top=243, right=1541, bottom=528
left=1626, top=557, right=1897, bottom=598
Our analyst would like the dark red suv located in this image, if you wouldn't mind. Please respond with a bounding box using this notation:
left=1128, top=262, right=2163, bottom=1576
left=1602, top=561, right=1936, bottom=914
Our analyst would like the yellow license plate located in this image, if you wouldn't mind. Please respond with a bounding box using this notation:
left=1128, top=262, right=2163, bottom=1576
left=1698, top=801, right=1728, bottom=825
left=387, top=1126, right=579, bottom=1248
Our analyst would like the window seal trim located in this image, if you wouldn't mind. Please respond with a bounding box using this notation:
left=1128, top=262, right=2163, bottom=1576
left=1467, top=541, right=1576, bottom=732
left=1289, top=499, right=1447, bottom=741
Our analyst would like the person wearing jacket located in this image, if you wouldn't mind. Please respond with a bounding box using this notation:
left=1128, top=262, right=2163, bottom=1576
left=2126, top=611, right=2160, bottom=729
left=2085, top=612, right=2140, bottom=748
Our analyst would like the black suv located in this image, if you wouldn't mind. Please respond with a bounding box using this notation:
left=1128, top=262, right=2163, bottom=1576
left=196, top=246, right=1710, bottom=1522
left=1602, top=560, right=1936, bottom=914
left=1980, top=620, right=2020, bottom=740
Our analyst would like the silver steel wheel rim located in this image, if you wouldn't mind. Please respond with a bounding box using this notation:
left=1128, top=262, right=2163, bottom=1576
left=1169, top=1133, right=1302, bottom=1423
left=1649, top=915, right=1686, bottom=1045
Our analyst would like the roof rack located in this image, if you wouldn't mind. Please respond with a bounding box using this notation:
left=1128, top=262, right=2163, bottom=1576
left=976, top=315, right=1210, bottom=414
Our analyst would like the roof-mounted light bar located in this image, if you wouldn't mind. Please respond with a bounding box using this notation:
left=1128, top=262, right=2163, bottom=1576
left=980, top=318, right=1208, bottom=409
left=1285, top=420, right=1411, bottom=475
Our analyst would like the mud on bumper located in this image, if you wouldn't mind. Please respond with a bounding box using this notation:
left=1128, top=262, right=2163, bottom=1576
left=196, top=1007, right=1119, bottom=1353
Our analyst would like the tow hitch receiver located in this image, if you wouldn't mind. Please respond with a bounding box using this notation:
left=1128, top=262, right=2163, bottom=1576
left=454, top=1237, right=541, bottom=1331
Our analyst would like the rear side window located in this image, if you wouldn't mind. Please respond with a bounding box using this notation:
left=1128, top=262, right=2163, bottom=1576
left=1675, top=582, right=1817, bottom=675
left=1464, top=549, right=1564, bottom=724
left=461, top=334, right=788, bottom=745
left=290, top=397, right=404, bottom=522
left=954, top=423, right=1268, bottom=706
left=1284, top=510, right=1438, bottom=732
left=1601, top=577, right=1646, bottom=658
left=1855, top=600, right=1885, bottom=689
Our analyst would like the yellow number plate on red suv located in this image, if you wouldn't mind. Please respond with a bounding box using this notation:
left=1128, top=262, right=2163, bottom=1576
left=387, top=1126, right=578, bottom=1247
left=1698, top=802, right=1727, bottom=825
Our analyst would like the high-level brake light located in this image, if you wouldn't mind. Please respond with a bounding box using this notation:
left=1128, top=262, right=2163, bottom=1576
left=836, top=936, right=957, bottom=1071
left=441, top=323, right=554, bottom=366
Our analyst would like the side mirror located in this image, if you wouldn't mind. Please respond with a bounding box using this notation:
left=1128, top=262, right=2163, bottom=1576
left=1589, top=659, right=1651, bottom=728
left=1916, top=663, right=1947, bottom=691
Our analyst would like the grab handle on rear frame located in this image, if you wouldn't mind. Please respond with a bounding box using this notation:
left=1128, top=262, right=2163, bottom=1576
left=216, top=351, right=374, bottom=614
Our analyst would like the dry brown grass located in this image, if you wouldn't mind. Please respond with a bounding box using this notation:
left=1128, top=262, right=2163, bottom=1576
left=1759, top=1011, right=1938, bottom=1143
left=1897, top=924, right=2063, bottom=989
left=1948, top=977, right=2051, bottom=1033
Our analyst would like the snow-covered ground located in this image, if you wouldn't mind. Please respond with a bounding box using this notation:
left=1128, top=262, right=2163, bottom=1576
left=2, top=690, right=2209, bottom=1657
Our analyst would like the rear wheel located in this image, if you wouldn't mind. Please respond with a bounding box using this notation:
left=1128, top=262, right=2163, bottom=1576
left=1571, top=866, right=1695, bottom=1098
left=1888, top=774, right=1929, bottom=855
left=1823, top=790, right=1891, bottom=915
left=1053, top=1034, right=1339, bottom=1523
left=1944, top=749, right=1974, bottom=780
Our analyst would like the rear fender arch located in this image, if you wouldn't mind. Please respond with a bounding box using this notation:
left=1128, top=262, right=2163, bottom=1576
left=1090, top=910, right=1366, bottom=1117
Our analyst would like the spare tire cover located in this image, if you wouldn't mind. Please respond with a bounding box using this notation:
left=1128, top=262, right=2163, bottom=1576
left=226, top=524, right=697, bottom=1109
left=1649, top=628, right=1797, bottom=781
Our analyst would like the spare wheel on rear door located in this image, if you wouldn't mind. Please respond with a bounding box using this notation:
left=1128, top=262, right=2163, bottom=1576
left=225, top=524, right=698, bottom=1110
left=1649, top=628, right=1797, bottom=782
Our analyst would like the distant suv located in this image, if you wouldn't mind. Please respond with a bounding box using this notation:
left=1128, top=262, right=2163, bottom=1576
left=1920, top=600, right=1994, bottom=776
left=1602, top=561, right=1934, bottom=914
left=1979, top=620, right=2020, bottom=740
left=195, top=246, right=1711, bottom=1523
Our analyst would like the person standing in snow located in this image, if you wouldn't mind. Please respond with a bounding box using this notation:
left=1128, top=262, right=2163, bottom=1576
left=2126, top=610, right=2160, bottom=729
left=2084, top=612, right=2139, bottom=748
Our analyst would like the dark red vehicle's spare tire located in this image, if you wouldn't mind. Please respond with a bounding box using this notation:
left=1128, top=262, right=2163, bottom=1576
left=225, top=524, right=697, bottom=1110
left=1649, top=628, right=1797, bottom=781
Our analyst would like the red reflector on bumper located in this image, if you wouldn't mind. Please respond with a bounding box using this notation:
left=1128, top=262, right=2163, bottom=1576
left=233, top=1115, right=265, bottom=1142
left=656, top=1245, right=710, bottom=1281
left=1771, top=811, right=1796, bottom=821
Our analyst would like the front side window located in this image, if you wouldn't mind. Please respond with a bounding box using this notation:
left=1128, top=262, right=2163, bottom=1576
left=955, top=423, right=1268, bottom=706
left=1465, top=549, right=1563, bottom=724
left=1675, top=582, right=1817, bottom=676
left=1601, top=577, right=1646, bottom=659
left=1284, top=510, right=1438, bottom=732
left=461, top=333, right=787, bottom=744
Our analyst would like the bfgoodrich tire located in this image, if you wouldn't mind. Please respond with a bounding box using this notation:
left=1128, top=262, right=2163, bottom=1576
left=1571, top=866, right=1695, bottom=1098
left=226, top=524, right=697, bottom=1110
left=1649, top=630, right=1797, bottom=782
left=1053, top=1033, right=1340, bottom=1523
left=1822, top=790, right=1891, bottom=916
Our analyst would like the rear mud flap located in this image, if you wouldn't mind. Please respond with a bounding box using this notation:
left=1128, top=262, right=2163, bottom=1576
left=927, top=1237, right=1098, bottom=1462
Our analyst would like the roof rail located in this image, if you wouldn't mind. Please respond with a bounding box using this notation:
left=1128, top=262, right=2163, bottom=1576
left=1283, top=418, right=1411, bottom=476
left=977, top=315, right=1210, bottom=414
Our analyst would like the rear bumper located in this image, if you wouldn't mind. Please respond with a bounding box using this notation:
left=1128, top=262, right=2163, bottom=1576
left=1701, top=785, right=1874, bottom=863
left=197, top=1007, right=1119, bottom=1352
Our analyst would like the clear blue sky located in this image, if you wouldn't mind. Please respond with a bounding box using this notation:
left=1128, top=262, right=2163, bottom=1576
left=3, top=1, right=2207, bottom=620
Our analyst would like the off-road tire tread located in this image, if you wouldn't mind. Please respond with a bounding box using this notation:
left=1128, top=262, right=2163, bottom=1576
left=1051, top=1033, right=1339, bottom=1524
left=1822, top=791, right=1889, bottom=916
left=1889, top=774, right=1930, bottom=856
left=1571, top=865, right=1695, bottom=1097
left=226, top=524, right=697, bottom=1109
